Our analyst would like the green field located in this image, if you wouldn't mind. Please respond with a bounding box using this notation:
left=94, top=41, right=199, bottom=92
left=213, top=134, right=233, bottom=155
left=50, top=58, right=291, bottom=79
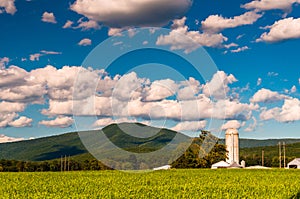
left=1, top=169, right=300, bottom=198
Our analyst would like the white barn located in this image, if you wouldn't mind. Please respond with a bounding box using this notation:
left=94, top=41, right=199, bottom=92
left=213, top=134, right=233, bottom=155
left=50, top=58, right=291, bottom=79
left=287, top=158, right=300, bottom=169
left=211, top=161, right=230, bottom=169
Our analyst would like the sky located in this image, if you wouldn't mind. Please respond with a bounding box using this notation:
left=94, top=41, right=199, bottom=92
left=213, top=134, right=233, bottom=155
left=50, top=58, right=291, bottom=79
left=1, top=0, right=300, bottom=142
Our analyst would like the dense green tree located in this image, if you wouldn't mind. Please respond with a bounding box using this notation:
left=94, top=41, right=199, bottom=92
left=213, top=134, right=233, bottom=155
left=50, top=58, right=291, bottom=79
left=172, top=131, right=227, bottom=169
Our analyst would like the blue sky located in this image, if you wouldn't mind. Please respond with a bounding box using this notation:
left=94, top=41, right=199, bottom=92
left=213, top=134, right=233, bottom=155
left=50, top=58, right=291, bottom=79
left=1, top=0, right=300, bottom=141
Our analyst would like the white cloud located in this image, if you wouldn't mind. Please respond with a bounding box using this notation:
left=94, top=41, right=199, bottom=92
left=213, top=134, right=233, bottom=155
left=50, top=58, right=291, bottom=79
left=0, top=84, right=46, bottom=104
left=201, top=11, right=262, bottom=33
left=93, top=117, right=137, bottom=127
left=257, top=18, right=300, bottom=42
left=172, top=120, right=207, bottom=132
left=29, top=50, right=61, bottom=61
left=29, top=53, right=42, bottom=61
left=0, top=65, right=258, bottom=129
left=42, top=12, right=57, bottom=24
left=202, top=71, right=237, bottom=100
left=244, top=117, right=257, bottom=132
left=231, top=46, right=250, bottom=53
left=9, top=116, right=32, bottom=127
left=75, top=18, right=100, bottom=30
left=112, top=72, right=146, bottom=101
left=70, top=0, right=192, bottom=28
left=0, top=65, right=27, bottom=87
left=40, top=50, right=61, bottom=55
left=0, top=101, right=26, bottom=113
left=260, top=98, right=300, bottom=122
left=221, top=120, right=243, bottom=130
left=0, top=0, right=16, bottom=15
left=224, top=43, right=238, bottom=49
left=291, top=85, right=297, bottom=93
left=0, top=134, right=24, bottom=143
left=267, top=72, right=279, bottom=77
left=62, top=20, right=74, bottom=29
left=177, top=77, right=201, bottom=100
left=250, top=88, right=287, bottom=103
left=0, top=57, right=9, bottom=69
left=108, top=28, right=124, bottom=36
left=156, top=17, right=228, bottom=53
left=39, top=116, right=74, bottom=128
left=78, top=38, right=92, bottom=46
left=242, top=0, right=300, bottom=12
left=144, top=79, right=178, bottom=101
left=257, top=78, right=262, bottom=86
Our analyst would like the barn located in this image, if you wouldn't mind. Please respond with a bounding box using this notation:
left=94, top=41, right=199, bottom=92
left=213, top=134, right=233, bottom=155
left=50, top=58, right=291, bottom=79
left=211, top=161, right=230, bottom=169
left=287, top=158, right=300, bottom=169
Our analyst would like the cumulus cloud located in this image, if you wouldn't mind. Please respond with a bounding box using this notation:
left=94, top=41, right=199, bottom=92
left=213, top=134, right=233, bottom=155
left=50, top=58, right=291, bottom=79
left=0, top=66, right=27, bottom=87
left=201, top=11, right=262, bottom=33
left=257, top=18, right=300, bottom=43
left=260, top=98, right=300, bottom=122
left=171, top=120, right=207, bottom=132
left=70, top=0, right=192, bottom=28
left=39, top=116, right=74, bottom=128
left=78, top=38, right=92, bottom=46
left=242, top=0, right=300, bottom=12
left=0, top=65, right=258, bottom=128
left=0, top=134, right=24, bottom=143
left=9, top=116, right=32, bottom=127
left=156, top=17, right=228, bottom=53
left=144, top=79, right=178, bottom=101
left=202, top=71, right=237, bottom=100
left=42, top=12, right=57, bottom=24
left=0, top=57, right=9, bottom=69
left=177, top=77, right=201, bottom=100
left=221, top=120, right=244, bottom=130
left=250, top=88, right=287, bottom=103
left=0, top=0, right=16, bottom=15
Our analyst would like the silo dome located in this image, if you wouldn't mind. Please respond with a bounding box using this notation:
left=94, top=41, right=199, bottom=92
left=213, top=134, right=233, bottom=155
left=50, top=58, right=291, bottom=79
left=225, top=128, right=239, bottom=135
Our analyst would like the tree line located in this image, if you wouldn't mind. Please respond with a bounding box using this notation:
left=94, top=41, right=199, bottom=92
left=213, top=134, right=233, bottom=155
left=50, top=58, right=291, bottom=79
left=0, top=131, right=229, bottom=172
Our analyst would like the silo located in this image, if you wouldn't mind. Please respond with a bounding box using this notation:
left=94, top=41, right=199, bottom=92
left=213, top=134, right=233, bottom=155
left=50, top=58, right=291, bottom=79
left=225, top=128, right=239, bottom=164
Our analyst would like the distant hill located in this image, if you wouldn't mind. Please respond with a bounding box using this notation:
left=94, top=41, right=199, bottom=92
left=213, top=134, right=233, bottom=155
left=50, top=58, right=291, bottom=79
left=219, top=138, right=300, bottom=148
left=0, top=132, right=86, bottom=161
left=1, top=123, right=300, bottom=162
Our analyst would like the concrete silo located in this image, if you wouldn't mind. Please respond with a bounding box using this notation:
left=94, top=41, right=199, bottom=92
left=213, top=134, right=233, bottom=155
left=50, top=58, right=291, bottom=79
left=225, top=128, right=239, bottom=164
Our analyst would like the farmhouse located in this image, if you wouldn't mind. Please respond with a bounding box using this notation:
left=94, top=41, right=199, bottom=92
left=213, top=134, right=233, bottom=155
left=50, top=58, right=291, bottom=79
left=287, top=158, right=300, bottom=169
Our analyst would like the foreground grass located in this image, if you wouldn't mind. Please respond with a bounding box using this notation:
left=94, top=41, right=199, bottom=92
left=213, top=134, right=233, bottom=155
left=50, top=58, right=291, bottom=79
left=0, top=169, right=299, bottom=198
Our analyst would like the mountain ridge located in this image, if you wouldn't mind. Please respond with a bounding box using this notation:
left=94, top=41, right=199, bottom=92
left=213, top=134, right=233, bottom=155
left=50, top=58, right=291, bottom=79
left=1, top=123, right=300, bottom=161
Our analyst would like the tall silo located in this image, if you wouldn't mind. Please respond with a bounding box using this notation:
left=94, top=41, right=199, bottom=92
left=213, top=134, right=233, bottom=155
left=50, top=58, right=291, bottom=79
left=225, top=128, right=239, bottom=164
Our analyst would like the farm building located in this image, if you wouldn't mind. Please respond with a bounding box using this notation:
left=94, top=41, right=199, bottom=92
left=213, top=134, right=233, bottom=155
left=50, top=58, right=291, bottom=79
left=287, top=158, right=300, bottom=169
left=211, top=161, right=230, bottom=169
left=153, top=165, right=171, bottom=171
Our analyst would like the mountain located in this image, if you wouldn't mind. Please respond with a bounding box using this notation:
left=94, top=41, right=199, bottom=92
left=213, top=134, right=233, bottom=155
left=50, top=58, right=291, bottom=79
left=1, top=123, right=300, bottom=162
left=0, top=123, right=190, bottom=161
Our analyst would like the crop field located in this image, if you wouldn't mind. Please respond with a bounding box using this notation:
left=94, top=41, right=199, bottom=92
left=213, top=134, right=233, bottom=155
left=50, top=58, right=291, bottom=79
left=1, top=169, right=300, bottom=199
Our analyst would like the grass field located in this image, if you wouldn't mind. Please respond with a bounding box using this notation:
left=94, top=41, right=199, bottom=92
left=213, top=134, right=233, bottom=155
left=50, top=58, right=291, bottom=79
left=1, top=169, right=299, bottom=198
